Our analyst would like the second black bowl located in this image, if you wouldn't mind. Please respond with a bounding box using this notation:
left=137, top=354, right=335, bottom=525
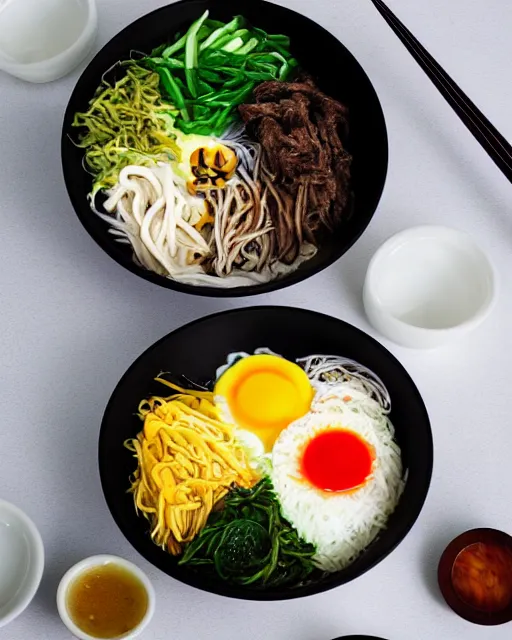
left=62, top=0, right=388, bottom=297
left=99, top=307, right=432, bottom=600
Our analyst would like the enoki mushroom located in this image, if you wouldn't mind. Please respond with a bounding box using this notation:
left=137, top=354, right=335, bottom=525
left=97, top=133, right=317, bottom=286
left=99, top=163, right=210, bottom=276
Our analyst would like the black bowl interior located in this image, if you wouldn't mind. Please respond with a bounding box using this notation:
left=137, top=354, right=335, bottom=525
left=99, top=307, right=433, bottom=600
left=62, top=0, right=388, bottom=297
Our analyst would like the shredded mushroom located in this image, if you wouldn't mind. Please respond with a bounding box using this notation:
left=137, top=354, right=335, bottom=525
left=206, top=133, right=317, bottom=277
left=96, top=126, right=318, bottom=286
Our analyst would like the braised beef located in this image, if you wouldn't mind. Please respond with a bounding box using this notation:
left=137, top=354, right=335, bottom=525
left=239, top=77, right=352, bottom=258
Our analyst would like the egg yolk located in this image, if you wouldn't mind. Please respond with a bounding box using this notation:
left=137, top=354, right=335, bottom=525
left=301, top=429, right=374, bottom=492
left=214, top=354, right=314, bottom=452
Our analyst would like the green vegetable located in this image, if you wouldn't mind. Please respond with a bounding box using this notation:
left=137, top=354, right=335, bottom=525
left=236, top=37, right=260, bottom=56
left=72, top=62, right=179, bottom=197
left=179, top=478, right=317, bottom=588
left=184, top=10, right=210, bottom=98
left=162, top=33, right=187, bottom=58
left=268, top=34, right=291, bottom=45
left=162, top=24, right=213, bottom=58
left=199, top=16, right=243, bottom=51
left=221, top=35, right=245, bottom=53
left=159, top=67, right=187, bottom=113
left=142, top=11, right=298, bottom=136
left=149, top=57, right=184, bottom=69
left=214, top=520, right=271, bottom=578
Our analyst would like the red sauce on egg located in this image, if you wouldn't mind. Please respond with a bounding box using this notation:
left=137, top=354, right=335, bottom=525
left=301, top=429, right=374, bottom=492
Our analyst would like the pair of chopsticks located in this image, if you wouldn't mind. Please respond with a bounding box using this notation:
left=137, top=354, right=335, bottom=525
left=369, top=0, right=512, bottom=183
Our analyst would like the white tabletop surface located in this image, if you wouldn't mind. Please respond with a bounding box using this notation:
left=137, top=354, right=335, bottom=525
left=1, top=0, right=511, bottom=638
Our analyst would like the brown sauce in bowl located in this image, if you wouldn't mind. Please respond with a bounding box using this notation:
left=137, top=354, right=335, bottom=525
left=452, top=542, right=512, bottom=613
left=67, top=563, right=148, bottom=638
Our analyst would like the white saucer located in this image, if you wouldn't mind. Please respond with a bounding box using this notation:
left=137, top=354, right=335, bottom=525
left=0, top=500, right=44, bottom=627
left=363, top=226, right=496, bottom=349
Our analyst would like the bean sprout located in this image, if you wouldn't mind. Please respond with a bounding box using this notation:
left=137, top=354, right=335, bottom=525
left=298, top=355, right=391, bottom=413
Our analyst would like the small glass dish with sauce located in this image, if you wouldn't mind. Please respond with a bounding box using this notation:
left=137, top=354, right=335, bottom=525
left=57, top=555, right=155, bottom=640
left=438, top=528, right=512, bottom=625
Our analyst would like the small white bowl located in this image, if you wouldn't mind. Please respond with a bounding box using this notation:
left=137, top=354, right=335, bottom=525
left=57, top=555, right=155, bottom=640
left=363, top=226, right=496, bottom=349
left=0, top=0, right=97, bottom=83
left=0, top=500, right=44, bottom=627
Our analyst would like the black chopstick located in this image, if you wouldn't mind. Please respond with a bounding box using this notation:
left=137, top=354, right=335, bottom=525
left=369, top=0, right=512, bottom=183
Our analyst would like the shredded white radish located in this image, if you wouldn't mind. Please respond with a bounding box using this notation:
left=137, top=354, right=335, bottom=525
left=299, top=354, right=392, bottom=413
left=272, top=380, right=405, bottom=573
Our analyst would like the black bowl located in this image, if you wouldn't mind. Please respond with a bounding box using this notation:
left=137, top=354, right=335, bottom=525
left=62, top=0, right=388, bottom=297
left=99, top=306, right=433, bottom=600
left=332, top=637, right=388, bottom=639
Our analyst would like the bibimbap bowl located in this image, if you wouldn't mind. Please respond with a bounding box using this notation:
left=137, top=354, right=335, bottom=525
left=99, top=307, right=433, bottom=600
left=62, top=0, right=388, bottom=297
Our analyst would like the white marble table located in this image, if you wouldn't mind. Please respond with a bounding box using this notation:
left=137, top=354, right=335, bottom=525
left=1, top=0, right=511, bottom=638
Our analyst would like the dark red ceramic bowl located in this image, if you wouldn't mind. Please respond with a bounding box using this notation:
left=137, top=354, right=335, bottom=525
left=438, top=528, right=512, bottom=625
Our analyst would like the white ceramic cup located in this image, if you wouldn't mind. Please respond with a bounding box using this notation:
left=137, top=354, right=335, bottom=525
left=57, top=555, right=155, bottom=640
left=0, top=500, right=45, bottom=627
left=363, top=226, right=497, bottom=349
left=0, top=0, right=97, bottom=82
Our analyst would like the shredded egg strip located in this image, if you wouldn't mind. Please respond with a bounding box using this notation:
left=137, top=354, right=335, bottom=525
left=125, top=384, right=259, bottom=555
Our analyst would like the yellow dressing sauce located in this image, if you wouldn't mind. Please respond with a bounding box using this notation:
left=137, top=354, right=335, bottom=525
left=67, top=564, right=148, bottom=639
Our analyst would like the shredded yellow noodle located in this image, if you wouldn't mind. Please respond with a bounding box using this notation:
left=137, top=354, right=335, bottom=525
left=125, top=383, right=259, bottom=555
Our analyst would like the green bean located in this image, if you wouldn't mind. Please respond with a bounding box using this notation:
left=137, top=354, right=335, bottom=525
left=221, top=36, right=245, bottom=53
left=162, top=34, right=187, bottom=58
left=140, top=14, right=298, bottom=136
left=199, top=15, right=243, bottom=51
left=205, top=19, right=225, bottom=30
left=158, top=67, right=188, bottom=116
left=184, top=10, right=210, bottom=97
left=213, top=106, right=233, bottom=135
left=268, top=34, right=290, bottom=45
left=149, top=57, right=184, bottom=69
left=223, top=70, right=247, bottom=89
left=197, top=78, right=214, bottom=94
left=235, top=37, right=260, bottom=56
left=162, top=24, right=212, bottom=58
left=198, top=68, right=224, bottom=83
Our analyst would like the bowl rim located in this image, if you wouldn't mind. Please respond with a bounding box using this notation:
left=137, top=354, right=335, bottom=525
left=437, top=527, right=512, bottom=626
left=331, top=636, right=389, bottom=639
left=0, top=499, right=45, bottom=628
left=364, top=225, right=497, bottom=335
left=56, top=554, right=156, bottom=640
left=61, top=0, right=388, bottom=298
left=98, top=305, right=433, bottom=600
